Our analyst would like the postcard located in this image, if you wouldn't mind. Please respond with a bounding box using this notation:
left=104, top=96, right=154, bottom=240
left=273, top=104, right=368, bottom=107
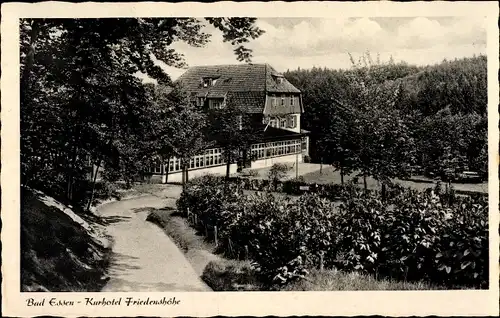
left=2, top=1, right=499, bottom=317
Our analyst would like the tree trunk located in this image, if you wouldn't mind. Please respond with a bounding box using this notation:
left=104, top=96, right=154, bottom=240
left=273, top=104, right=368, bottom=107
left=160, top=158, right=165, bottom=184
left=340, top=165, right=344, bottom=185
left=164, top=158, right=170, bottom=184
left=86, top=158, right=102, bottom=211
left=185, top=164, right=189, bottom=184
left=66, top=142, right=79, bottom=202
left=363, top=173, right=368, bottom=191
left=226, top=150, right=231, bottom=179
left=181, top=163, right=186, bottom=188
left=381, top=183, right=387, bottom=201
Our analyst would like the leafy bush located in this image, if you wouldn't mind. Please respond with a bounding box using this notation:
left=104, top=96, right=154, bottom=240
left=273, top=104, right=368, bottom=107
left=240, top=169, right=259, bottom=177
left=202, top=259, right=262, bottom=291
left=268, top=163, right=291, bottom=190
left=333, top=189, right=488, bottom=288
left=177, top=174, right=488, bottom=289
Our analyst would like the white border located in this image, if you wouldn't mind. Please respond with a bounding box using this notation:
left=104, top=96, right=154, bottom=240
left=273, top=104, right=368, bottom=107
left=2, top=2, right=499, bottom=317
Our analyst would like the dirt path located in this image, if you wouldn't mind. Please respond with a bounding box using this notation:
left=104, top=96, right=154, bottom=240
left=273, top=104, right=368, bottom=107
left=97, top=187, right=211, bottom=292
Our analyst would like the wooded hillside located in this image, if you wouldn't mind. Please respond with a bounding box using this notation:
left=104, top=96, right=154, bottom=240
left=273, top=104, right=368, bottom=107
left=284, top=55, right=488, bottom=182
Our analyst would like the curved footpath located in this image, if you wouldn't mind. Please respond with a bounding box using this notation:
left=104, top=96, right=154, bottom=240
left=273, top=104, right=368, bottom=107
left=97, top=189, right=211, bottom=292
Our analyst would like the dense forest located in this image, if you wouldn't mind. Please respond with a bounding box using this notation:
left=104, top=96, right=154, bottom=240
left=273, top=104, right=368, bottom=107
left=284, top=55, right=488, bottom=184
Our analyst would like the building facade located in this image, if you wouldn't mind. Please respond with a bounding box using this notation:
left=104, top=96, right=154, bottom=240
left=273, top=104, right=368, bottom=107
left=148, top=63, right=309, bottom=183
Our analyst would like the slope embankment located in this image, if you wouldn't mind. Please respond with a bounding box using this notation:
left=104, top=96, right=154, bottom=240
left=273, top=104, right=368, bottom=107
left=21, top=188, right=111, bottom=292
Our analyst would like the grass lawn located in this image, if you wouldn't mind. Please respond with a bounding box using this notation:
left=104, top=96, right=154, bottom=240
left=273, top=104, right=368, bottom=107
left=283, top=269, right=440, bottom=291
left=146, top=207, right=220, bottom=277
left=300, top=167, right=488, bottom=194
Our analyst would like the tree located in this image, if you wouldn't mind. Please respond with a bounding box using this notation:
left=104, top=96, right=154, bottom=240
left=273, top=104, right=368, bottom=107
left=206, top=94, right=257, bottom=179
left=345, top=53, right=416, bottom=190
left=416, top=107, right=486, bottom=180
left=168, top=86, right=207, bottom=186
left=285, top=54, right=487, bottom=190
left=20, top=18, right=264, bottom=207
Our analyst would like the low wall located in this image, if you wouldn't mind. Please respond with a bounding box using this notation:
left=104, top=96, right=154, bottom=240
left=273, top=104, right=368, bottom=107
left=251, top=154, right=303, bottom=169
left=147, top=164, right=238, bottom=184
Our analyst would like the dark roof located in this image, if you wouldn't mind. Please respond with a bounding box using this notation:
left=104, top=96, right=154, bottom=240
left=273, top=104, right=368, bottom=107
left=176, top=63, right=301, bottom=114
left=227, top=91, right=266, bottom=114
left=250, top=125, right=305, bottom=142
left=177, top=63, right=300, bottom=93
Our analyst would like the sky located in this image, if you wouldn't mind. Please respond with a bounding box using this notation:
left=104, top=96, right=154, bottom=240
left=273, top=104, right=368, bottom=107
left=154, top=16, right=487, bottom=81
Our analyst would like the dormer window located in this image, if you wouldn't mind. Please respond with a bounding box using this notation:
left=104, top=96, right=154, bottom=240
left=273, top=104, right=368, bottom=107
left=202, top=77, right=214, bottom=87
left=209, top=98, right=225, bottom=110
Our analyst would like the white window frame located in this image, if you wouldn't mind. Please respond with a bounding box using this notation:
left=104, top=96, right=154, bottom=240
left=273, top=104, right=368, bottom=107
left=280, top=118, right=287, bottom=128
left=271, top=95, right=277, bottom=107
left=238, top=115, right=243, bottom=130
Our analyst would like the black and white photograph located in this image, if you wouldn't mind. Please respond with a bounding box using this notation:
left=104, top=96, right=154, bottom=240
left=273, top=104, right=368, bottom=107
left=2, top=1, right=499, bottom=317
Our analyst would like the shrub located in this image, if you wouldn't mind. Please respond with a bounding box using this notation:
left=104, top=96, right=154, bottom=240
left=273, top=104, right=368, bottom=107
left=177, top=174, right=488, bottom=289
left=268, top=163, right=291, bottom=190
left=202, top=259, right=262, bottom=291
left=240, top=169, right=259, bottom=177
left=334, top=190, right=488, bottom=288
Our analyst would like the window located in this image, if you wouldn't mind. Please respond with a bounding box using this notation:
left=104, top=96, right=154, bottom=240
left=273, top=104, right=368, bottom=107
left=238, top=115, right=243, bottom=130
left=249, top=139, right=301, bottom=159
left=209, top=99, right=224, bottom=110
left=290, top=96, right=294, bottom=106
left=290, top=116, right=296, bottom=128
left=280, top=118, right=287, bottom=128
left=154, top=162, right=162, bottom=174
left=197, top=97, right=204, bottom=106
left=276, top=76, right=283, bottom=84
left=271, top=95, right=277, bottom=107
left=281, top=95, right=285, bottom=106
left=202, top=78, right=212, bottom=87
